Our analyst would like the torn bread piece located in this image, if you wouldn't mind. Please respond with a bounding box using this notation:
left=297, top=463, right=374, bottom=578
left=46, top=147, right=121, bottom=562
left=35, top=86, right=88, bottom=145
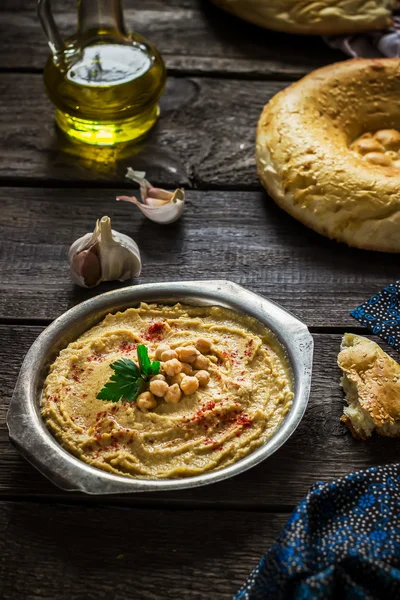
left=338, top=333, right=400, bottom=440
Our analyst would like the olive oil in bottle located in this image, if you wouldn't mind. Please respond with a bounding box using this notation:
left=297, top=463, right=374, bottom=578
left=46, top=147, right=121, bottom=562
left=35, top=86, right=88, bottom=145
left=39, top=0, right=166, bottom=146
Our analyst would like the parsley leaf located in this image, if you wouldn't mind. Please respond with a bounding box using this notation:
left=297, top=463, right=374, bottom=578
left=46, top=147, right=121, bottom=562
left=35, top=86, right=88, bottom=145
left=96, top=373, right=140, bottom=402
left=96, top=347, right=161, bottom=403
left=137, top=344, right=152, bottom=376
left=111, top=357, right=141, bottom=379
left=149, top=360, right=161, bottom=376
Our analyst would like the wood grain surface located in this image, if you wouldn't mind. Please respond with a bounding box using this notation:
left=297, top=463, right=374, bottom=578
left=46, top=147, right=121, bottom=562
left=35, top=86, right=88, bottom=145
left=0, top=187, right=397, bottom=325
left=0, top=0, right=343, bottom=77
left=3, top=325, right=400, bottom=505
left=0, top=501, right=287, bottom=599
left=0, top=72, right=285, bottom=187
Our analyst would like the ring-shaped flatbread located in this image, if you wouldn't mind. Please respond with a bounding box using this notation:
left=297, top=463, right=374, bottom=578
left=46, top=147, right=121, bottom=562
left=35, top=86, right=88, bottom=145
left=256, top=59, right=400, bottom=253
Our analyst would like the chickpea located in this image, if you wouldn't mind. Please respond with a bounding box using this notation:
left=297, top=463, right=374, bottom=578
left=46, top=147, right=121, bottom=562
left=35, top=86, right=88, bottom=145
left=385, top=150, right=398, bottom=160
left=375, top=129, right=400, bottom=151
left=353, top=138, right=384, bottom=155
left=180, top=362, right=193, bottom=376
left=170, top=373, right=186, bottom=386
left=180, top=375, right=200, bottom=396
left=155, top=343, right=171, bottom=360
left=151, top=374, right=166, bottom=382
left=195, top=338, right=212, bottom=354
left=193, top=354, right=209, bottom=370
left=163, top=358, right=182, bottom=377
left=137, top=392, right=157, bottom=411
left=164, top=383, right=182, bottom=404
left=364, top=152, right=392, bottom=166
left=195, top=370, right=210, bottom=387
left=149, top=379, right=169, bottom=397
left=176, top=346, right=200, bottom=363
left=161, top=349, right=178, bottom=361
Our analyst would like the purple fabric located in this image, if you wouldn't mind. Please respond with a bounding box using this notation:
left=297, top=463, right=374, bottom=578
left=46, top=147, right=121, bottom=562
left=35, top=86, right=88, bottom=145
left=325, top=6, right=400, bottom=58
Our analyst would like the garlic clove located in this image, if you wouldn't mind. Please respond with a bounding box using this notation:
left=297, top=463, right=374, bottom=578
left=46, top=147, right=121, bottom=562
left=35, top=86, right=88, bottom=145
left=117, top=195, right=170, bottom=209
left=70, top=247, right=101, bottom=288
left=68, top=221, right=102, bottom=287
left=97, top=216, right=141, bottom=282
left=68, top=216, right=141, bottom=288
left=147, top=188, right=174, bottom=201
left=117, top=169, right=185, bottom=224
left=117, top=192, right=184, bottom=224
left=145, top=197, right=170, bottom=207
left=125, top=168, right=153, bottom=203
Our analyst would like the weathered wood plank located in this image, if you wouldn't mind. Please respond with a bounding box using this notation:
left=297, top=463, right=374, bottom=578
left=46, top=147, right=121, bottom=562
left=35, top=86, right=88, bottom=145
left=1, top=187, right=398, bottom=325
left=0, top=72, right=283, bottom=187
left=0, top=500, right=286, bottom=599
left=2, top=325, right=400, bottom=504
left=0, top=0, right=342, bottom=77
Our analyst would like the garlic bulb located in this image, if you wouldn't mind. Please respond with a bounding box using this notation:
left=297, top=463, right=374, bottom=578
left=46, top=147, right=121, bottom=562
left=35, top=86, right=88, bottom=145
left=69, top=216, right=141, bottom=288
left=116, top=168, right=185, bottom=224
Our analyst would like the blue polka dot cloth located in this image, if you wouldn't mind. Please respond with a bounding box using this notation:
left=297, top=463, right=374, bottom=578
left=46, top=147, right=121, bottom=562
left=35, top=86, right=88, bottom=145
left=350, top=281, right=400, bottom=352
left=234, top=464, right=400, bottom=600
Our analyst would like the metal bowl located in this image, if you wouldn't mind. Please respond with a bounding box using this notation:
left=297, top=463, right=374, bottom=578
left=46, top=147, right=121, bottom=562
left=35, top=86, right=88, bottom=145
left=7, top=280, right=313, bottom=494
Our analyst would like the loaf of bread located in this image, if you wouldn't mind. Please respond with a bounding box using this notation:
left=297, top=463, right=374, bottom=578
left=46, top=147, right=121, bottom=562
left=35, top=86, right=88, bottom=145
left=211, top=0, right=394, bottom=35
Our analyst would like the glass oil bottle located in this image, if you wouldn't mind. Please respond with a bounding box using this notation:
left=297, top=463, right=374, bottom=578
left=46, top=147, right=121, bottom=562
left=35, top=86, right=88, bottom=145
left=38, top=0, right=166, bottom=146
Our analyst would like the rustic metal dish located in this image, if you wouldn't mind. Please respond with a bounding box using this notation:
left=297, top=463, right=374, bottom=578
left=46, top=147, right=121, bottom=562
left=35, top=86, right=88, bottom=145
left=7, top=280, right=313, bottom=494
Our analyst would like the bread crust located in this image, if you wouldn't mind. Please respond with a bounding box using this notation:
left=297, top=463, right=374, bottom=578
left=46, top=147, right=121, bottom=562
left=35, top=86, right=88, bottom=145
left=211, top=0, right=394, bottom=36
left=338, top=334, right=400, bottom=438
left=339, top=414, right=368, bottom=441
left=256, top=58, right=400, bottom=253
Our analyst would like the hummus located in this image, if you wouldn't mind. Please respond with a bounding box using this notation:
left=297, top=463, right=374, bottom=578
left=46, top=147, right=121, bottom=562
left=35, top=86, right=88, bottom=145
left=42, top=303, right=293, bottom=478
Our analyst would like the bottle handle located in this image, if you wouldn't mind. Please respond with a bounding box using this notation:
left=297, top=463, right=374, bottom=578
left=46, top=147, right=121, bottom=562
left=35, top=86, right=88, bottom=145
left=37, top=0, right=64, bottom=56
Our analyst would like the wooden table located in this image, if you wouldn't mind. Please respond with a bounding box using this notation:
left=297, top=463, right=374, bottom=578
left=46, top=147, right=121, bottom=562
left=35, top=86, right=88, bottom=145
left=1, top=1, right=400, bottom=598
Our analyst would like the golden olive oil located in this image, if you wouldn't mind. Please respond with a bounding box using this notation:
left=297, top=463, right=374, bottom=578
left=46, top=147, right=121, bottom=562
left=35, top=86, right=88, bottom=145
left=44, top=35, right=166, bottom=146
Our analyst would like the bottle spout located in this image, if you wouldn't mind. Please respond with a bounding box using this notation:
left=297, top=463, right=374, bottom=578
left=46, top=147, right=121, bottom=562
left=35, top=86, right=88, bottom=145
left=78, top=0, right=128, bottom=42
